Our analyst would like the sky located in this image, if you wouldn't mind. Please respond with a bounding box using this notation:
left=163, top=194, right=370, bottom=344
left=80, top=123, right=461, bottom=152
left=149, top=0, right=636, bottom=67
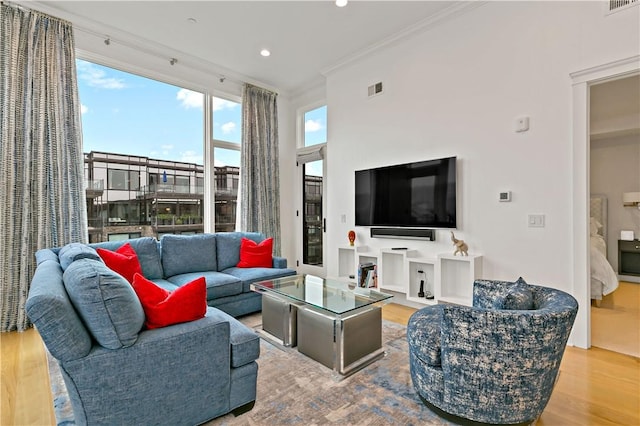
left=77, top=59, right=327, bottom=171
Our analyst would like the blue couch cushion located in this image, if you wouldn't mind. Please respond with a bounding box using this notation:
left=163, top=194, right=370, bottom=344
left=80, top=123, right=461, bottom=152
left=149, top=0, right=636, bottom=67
left=63, top=258, right=145, bottom=349
left=58, top=243, right=102, bottom=271
left=407, top=304, right=443, bottom=367
left=205, top=308, right=260, bottom=368
left=149, top=278, right=180, bottom=292
left=222, top=266, right=297, bottom=293
left=216, top=232, right=265, bottom=271
left=91, top=237, right=163, bottom=279
left=167, top=271, right=242, bottom=300
left=161, top=234, right=217, bottom=277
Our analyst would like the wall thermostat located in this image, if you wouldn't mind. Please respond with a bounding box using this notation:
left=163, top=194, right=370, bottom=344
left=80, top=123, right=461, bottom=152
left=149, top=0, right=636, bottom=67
left=499, top=191, right=511, bottom=202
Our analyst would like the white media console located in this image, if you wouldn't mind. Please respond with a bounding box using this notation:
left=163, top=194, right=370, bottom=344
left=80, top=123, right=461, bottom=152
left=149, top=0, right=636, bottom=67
left=337, top=245, right=483, bottom=306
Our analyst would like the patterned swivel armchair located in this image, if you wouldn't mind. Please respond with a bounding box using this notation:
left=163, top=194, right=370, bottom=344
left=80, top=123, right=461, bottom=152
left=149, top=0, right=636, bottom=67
left=407, top=279, right=578, bottom=425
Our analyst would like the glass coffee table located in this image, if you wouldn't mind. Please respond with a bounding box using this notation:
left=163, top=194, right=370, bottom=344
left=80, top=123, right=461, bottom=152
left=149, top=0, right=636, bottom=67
left=251, top=274, right=393, bottom=377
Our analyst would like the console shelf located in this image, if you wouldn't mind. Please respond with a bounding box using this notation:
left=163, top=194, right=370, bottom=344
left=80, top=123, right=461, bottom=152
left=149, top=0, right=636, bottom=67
left=336, top=247, right=483, bottom=306
left=435, top=254, right=483, bottom=306
left=406, top=257, right=438, bottom=305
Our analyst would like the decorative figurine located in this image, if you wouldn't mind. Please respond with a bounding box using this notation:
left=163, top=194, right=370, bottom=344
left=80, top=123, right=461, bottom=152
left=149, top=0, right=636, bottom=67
left=451, top=231, right=468, bottom=256
left=348, top=230, right=356, bottom=246
left=418, top=279, right=425, bottom=298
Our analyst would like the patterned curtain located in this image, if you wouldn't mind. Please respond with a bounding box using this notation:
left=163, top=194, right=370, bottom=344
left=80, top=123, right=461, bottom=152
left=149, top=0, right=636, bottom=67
left=0, top=4, right=87, bottom=332
left=240, top=84, right=281, bottom=255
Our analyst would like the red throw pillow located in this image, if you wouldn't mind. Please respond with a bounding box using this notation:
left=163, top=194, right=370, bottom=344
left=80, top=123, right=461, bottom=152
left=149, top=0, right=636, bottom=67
left=132, top=273, right=207, bottom=329
left=237, top=237, right=273, bottom=268
left=96, top=243, right=143, bottom=284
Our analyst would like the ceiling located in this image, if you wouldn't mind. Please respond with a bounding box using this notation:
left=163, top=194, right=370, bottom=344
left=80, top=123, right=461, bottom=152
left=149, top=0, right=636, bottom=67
left=23, top=1, right=470, bottom=96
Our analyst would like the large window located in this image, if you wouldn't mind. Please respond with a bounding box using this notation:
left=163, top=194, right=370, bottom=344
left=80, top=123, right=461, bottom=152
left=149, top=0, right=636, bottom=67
left=299, top=104, right=327, bottom=268
left=77, top=59, right=205, bottom=242
left=211, top=97, right=242, bottom=232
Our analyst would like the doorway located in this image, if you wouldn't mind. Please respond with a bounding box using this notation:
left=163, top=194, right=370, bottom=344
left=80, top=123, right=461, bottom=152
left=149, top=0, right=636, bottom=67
left=570, top=55, right=640, bottom=349
left=589, top=75, right=640, bottom=357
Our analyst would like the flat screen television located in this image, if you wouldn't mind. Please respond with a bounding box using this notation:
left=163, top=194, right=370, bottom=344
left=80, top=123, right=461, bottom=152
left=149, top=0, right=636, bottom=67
left=355, top=156, right=457, bottom=228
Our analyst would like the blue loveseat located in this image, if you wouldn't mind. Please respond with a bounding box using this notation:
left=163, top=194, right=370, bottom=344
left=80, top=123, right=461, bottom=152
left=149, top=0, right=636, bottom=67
left=26, top=231, right=296, bottom=424
left=407, top=279, right=578, bottom=425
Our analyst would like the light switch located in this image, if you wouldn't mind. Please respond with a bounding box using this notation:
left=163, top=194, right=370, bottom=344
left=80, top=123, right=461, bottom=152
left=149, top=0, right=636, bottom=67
left=528, top=214, right=545, bottom=228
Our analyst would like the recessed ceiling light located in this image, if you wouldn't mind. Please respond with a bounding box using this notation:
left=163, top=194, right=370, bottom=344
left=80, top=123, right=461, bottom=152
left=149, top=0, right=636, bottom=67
left=260, top=49, right=271, bottom=57
left=336, top=0, right=348, bottom=7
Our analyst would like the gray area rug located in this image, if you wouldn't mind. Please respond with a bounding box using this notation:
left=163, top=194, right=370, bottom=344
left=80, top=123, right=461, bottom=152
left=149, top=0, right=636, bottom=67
left=48, top=314, right=453, bottom=425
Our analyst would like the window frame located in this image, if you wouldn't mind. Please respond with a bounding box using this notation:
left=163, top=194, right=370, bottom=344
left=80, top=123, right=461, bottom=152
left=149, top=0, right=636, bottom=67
left=76, top=52, right=242, bottom=237
left=208, top=93, right=242, bottom=233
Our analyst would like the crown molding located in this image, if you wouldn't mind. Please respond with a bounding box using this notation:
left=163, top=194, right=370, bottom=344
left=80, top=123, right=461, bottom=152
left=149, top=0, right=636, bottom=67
left=321, top=1, right=487, bottom=78
left=570, top=55, right=640, bottom=85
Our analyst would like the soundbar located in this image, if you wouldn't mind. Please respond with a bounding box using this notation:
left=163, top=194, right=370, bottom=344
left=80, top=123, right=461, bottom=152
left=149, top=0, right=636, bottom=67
left=370, top=228, right=435, bottom=241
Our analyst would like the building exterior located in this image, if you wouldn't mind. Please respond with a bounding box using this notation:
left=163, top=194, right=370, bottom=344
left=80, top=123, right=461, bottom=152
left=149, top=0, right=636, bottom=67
left=84, top=151, right=237, bottom=242
left=84, top=150, right=323, bottom=266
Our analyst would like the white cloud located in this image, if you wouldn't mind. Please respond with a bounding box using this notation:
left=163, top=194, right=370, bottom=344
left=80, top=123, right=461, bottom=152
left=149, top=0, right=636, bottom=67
left=160, top=144, right=174, bottom=156
left=180, top=150, right=203, bottom=165
left=77, top=60, right=126, bottom=89
left=176, top=89, right=203, bottom=109
left=221, top=121, right=236, bottom=134
left=81, top=104, right=88, bottom=115
left=305, top=119, right=323, bottom=133
left=214, top=158, right=227, bottom=167
left=212, top=97, right=239, bottom=112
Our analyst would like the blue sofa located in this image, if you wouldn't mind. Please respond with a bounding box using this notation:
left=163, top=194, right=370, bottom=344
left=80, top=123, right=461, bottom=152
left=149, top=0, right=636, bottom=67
left=407, top=279, right=578, bottom=425
left=26, top=231, right=296, bottom=424
left=38, top=231, right=295, bottom=318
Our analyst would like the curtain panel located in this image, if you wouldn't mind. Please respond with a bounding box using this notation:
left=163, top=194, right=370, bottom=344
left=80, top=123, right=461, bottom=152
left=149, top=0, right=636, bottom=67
left=240, top=84, right=281, bottom=255
left=1, top=4, right=87, bottom=332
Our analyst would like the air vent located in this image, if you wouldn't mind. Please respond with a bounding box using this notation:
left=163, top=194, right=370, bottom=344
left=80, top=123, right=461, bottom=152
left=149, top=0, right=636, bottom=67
left=368, top=82, right=383, bottom=97
left=607, top=0, right=638, bottom=13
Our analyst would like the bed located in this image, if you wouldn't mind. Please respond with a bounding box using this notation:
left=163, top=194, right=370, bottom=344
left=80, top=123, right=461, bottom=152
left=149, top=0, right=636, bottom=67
left=590, top=195, right=619, bottom=302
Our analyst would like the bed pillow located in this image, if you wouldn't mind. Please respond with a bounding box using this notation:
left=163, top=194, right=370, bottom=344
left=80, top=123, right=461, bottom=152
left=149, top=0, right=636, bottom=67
left=97, top=243, right=143, bottom=284
left=590, top=217, right=602, bottom=236
left=132, top=273, right=207, bottom=329
left=237, top=237, right=273, bottom=268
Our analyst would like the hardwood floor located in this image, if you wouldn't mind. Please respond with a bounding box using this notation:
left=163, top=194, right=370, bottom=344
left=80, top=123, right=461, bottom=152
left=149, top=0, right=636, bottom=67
left=591, top=281, right=639, bottom=357
left=1, top=303, right=638, bottom=425
left=1, top=328, right=56, bottom=426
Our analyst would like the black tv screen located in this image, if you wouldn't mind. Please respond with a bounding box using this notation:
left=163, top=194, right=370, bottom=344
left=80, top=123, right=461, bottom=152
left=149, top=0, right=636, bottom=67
left=355, top=156, right=457, bottom=228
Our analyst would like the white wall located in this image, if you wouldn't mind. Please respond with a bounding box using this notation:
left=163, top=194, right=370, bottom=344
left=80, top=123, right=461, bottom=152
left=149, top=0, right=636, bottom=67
left=590, top=134, right=640, bottom=267
left=324, top=1, right=640, bottom=298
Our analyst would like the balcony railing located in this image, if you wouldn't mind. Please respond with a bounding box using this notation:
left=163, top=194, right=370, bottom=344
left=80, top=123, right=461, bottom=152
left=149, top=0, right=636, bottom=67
left=153, top=215, right=203, bottom=226
left=138, top=184, right=204, bottom=197
left=85, top=180, right=104, bottom=190
left=85, top=180, right=104, bottom=198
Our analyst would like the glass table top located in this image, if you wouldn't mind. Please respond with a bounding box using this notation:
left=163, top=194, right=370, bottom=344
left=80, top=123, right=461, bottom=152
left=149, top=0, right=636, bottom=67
left=251, top=274, right=393, bottom=315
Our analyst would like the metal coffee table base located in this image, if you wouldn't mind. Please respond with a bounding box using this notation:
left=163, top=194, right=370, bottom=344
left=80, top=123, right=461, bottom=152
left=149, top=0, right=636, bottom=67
left=260, top=294, right=298, bottom=347
left=296, top=305, right=383, bottom=377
